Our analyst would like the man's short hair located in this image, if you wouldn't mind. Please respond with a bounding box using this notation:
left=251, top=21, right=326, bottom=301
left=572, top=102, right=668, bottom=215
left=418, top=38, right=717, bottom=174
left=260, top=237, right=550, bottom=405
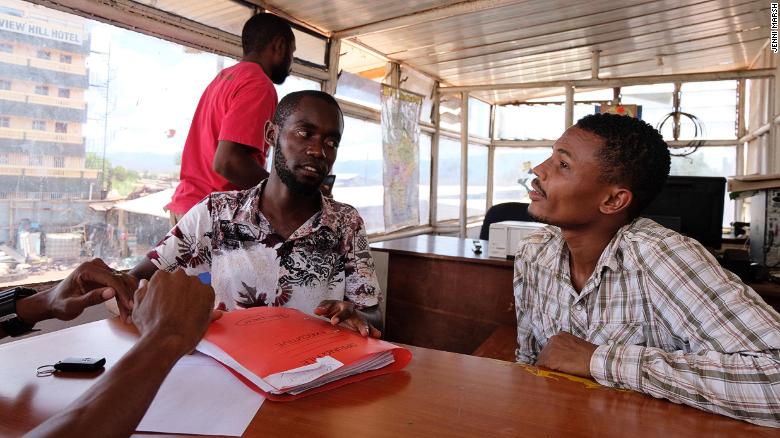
left=241, top=13, right=294, bottom=56
left=273, top=91, right=343, bottom=128
left=575, top=113, right=671, bottom=219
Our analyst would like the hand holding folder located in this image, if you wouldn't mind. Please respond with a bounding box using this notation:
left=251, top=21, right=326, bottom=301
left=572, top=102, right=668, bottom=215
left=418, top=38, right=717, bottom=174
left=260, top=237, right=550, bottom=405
left=196, top=307, right=412, bottom=400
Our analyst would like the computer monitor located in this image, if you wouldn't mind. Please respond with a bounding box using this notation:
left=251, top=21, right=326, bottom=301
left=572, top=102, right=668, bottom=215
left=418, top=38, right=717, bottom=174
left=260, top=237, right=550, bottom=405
left=640, top=176, right=726, bottom=249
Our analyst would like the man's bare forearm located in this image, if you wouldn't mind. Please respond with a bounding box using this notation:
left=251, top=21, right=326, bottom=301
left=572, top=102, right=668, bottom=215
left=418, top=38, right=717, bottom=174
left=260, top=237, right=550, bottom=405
left=25, top=334, right=188, bottom=438
left=213, top=140, right=269, bottom=189
left=129, top=258, right=159, bottom=281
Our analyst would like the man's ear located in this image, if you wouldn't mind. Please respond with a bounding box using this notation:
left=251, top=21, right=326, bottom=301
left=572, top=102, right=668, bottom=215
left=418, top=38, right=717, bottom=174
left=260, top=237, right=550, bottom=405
left=599, top=187, right=633, bottom=216
left=270, top=36, right=287, bottom=60
left=264, top=120, right=277, bottom=148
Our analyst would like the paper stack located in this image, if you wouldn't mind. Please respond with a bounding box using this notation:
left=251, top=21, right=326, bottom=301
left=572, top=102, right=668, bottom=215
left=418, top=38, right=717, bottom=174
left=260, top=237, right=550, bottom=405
left=196, top=306, right=412, bottom=400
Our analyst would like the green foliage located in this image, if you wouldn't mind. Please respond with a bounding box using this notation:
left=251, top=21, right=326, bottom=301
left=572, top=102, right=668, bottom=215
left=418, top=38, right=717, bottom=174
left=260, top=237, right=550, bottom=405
left=85, top=152, right=140, bottom=197
left=85, top=152, right=110, bottom=170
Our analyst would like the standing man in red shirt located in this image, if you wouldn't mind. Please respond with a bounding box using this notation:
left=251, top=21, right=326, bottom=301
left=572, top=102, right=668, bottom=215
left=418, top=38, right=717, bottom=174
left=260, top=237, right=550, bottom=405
left=167, top=13, right=296, bottom=222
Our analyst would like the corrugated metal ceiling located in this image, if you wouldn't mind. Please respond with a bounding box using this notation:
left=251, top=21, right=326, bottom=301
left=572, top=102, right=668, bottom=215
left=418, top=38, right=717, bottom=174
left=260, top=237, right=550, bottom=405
left=147, top=0, right=771, bottom=104
left=266, top=0, right=769, bottom=103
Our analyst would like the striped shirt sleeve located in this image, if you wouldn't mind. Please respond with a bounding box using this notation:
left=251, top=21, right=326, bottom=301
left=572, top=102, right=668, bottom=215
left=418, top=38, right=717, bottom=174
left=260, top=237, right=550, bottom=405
left=590, top=233, right=780, bottom=428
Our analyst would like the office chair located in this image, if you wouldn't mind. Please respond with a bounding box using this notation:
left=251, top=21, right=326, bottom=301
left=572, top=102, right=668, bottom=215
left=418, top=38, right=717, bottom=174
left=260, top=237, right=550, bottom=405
left=479, top=202, right=532, bottom=240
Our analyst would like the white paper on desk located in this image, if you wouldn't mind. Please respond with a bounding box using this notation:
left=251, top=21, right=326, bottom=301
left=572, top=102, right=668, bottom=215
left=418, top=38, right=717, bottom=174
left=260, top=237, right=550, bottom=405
left=136, top=352, right=265, bottom=436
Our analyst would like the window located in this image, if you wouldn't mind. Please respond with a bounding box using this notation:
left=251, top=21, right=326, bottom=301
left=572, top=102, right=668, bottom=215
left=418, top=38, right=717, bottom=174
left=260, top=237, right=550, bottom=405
left=439, top=95, right=462, bottom=132
left=492, top=147, right=552, bottom=205
left=28, top=154, right=43, bottom=166
left=680, top=81, right=737, bottom=140
left=0, top=0, right=289, bottom=288
left=496, top=104, right=564, bottom=140
left=467, top=144, right=488, bottom=217
left=331, top=116, right=384, bottom=233
left=0, top=43, right=11, bottom=53
left=0, top=153, right=8, bottom=164
left=336, top=71, right=381, bottom=110
left=437, top=136, right=461, bottom=222
left=401, top=66, right=435, bottom=123
left=34, top=85, right=48, bottom=95
left=419, top=134, right=431, bottom=225
left=274, top=75, right=320, bottom=100
left=468, top=98, right=491, bottom=139
left=0, top=79, right=10, bottom=90
left=620, top=83, right=675, bottom=139
left=59, top=54, right=72, bottom=64
left=0, top=117, right=9, bottom=128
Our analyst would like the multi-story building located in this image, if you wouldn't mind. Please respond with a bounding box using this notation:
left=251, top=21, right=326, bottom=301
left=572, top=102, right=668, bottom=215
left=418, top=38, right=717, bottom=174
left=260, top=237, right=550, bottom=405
left=0, top=0, right=98, bottom=244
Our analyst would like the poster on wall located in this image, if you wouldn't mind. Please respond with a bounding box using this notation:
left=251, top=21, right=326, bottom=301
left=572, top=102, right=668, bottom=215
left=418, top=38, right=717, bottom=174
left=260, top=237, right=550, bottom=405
left=597, top=104, right=642, bottom=119
left=380, top=85, right=423, bottom=232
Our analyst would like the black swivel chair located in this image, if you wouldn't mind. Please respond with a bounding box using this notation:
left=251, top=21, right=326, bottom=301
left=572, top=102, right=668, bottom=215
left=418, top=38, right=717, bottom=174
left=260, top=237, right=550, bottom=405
left=479, top=202, right=532, bottom=240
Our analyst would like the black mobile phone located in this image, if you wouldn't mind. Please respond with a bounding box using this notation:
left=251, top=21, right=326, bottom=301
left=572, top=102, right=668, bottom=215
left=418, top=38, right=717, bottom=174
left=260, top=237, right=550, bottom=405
left=322, top=174, right=336, bottom=186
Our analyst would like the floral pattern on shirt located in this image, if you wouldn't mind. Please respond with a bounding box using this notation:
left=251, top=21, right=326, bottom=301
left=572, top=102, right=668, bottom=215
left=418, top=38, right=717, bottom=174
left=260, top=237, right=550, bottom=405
left=148, top=180, right=380, bottom=315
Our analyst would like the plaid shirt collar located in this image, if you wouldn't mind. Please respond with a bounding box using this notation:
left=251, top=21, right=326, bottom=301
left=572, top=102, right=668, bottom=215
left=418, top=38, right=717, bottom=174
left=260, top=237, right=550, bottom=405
left=534, top=219, right=649, bottom=289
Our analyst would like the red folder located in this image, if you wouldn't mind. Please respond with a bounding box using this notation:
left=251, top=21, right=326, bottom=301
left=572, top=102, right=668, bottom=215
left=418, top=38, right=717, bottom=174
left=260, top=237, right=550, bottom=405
left=196, top=307, right=412, bottom=401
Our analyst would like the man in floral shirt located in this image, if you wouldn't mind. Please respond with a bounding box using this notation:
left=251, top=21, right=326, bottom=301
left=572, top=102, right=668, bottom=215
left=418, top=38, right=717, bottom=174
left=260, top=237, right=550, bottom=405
left=127, top=90, right=381, bottom=337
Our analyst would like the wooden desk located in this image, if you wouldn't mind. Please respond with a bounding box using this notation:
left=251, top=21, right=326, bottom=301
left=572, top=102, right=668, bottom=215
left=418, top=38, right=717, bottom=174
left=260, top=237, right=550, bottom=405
left=371, top=235, right=514, bottom=355
left=0, top=318, right=774, bottom=438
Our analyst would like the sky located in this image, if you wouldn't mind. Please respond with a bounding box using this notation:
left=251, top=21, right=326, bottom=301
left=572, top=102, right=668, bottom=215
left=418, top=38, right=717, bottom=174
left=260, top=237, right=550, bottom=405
left=84, top=21, right=233, bottom=173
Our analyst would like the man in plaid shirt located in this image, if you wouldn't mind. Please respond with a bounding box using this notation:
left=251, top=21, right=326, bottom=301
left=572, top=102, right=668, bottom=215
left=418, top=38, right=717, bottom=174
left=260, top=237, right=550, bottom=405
left=514, top=113, right=780, bottom=427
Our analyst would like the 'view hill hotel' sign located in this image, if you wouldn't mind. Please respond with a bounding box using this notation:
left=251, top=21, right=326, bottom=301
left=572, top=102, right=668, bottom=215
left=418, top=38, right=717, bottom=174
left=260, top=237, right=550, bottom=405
left=0, top=13, right=84, bottom=45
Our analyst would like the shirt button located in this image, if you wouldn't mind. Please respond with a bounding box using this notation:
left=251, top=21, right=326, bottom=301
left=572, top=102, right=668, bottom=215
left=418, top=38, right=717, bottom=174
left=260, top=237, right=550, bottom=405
left=575, top=304, right=583, bottom=311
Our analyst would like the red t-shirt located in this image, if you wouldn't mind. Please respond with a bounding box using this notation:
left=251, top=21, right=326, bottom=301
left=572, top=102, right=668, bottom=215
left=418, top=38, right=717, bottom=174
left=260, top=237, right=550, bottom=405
left=167, top=62, right=277, bottom=214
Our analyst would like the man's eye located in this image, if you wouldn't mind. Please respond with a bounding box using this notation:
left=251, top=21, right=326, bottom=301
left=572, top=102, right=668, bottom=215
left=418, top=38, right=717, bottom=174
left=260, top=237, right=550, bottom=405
left=559, top=161, right=569, bottom=169
left=326, top=139, right=339, bottom=149
left=296, top=130, right=310, bottom=138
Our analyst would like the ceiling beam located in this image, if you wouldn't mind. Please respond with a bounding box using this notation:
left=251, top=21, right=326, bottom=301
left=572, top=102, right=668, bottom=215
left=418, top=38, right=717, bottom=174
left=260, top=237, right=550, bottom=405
left=334, top=0, right=522, bottom=39
left=440, top=68, right=776, bottom=93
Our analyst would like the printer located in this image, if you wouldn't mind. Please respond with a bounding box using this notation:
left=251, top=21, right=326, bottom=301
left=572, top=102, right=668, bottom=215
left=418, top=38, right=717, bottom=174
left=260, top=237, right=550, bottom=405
left=488, top=220, right=545, bottom=259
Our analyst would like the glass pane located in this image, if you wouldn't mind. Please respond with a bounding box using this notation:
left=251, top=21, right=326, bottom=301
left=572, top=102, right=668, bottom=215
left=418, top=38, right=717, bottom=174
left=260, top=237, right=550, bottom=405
left=292, top=28, right=327, bottom=67
left=419, top=133, right=431, bottom=225
left=439, top=94, right=461, bottom=132
left=620, top=83, right=674, bottom=139
left=436, top=136, right=461, bottom=222
left=670, top=146, right=736, bottom=227
left=331, top=116, right=384, bottom=234
left=492, top=147, right=552, bottom=205
left=336, top=70, right=381, bottom=109
left=0, top=0, right=240, bottom=287
left=680, top=81, right=737, bottom=140
left=468, top=144, right=487, bottom=217
left=400, top=66, right=434, bottom=123
left=575, top=88, right=614, bottom=101
left=496, top=104, right=564, bottom=140
left=468, top=97, right=490, bottom=138
left=573, top=103, right=599, bottom=125
left=134, top=0, right=253, bottom=36
left=275, top=74, right=320, bottom=99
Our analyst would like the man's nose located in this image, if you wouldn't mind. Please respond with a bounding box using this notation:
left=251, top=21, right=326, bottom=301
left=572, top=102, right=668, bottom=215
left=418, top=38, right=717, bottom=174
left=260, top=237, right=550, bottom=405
left=306, top=141, right=327, bottom=159
left=532, top=159, right=548, bottom=179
